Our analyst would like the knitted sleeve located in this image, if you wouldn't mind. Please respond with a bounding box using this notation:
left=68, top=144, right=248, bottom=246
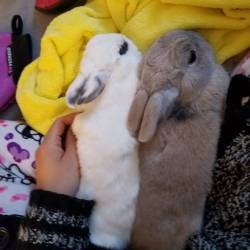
left=16, top=189, right=95, bottom=250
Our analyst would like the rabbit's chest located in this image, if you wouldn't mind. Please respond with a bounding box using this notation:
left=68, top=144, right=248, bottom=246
left=139, top=117, right=198, bottom=173
left=140, top=119, right=183, bottom=153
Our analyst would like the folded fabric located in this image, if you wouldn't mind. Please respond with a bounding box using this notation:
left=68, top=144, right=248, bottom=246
left=17, top=0, right=250, bottom=134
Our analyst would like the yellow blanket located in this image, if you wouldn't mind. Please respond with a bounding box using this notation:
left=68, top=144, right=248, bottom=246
left=16, top=0, right=250, bottom=134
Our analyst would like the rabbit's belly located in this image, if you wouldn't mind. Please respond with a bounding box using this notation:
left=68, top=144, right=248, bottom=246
left=79, top=160, right=137, bottom=198
left=76, top=142, right=139, bottom=204
left=74, top=119, right=139, bottom=203
left=77, top=155, right=109, bottom=201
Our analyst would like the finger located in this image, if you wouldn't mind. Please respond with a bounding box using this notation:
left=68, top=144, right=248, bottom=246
left=64, top=129, right=80, bottom=168
left=43, top=113, right=77, bottom=145
left=60, top=113, right=79, bottom=126
left=64, top=129, right=77, bottom=154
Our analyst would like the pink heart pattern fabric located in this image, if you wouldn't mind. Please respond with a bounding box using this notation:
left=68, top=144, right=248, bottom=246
left=7, top=142, right=30, bottom=163
left=0, top=120, right=42, bottom=215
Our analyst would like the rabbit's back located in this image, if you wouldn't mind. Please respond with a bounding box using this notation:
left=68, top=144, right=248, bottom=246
left=132, top=104, right=222, bottom=250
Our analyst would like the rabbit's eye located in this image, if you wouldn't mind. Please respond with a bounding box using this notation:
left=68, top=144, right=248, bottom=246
left=119, top=41, right=128, bottom=55
left=188, top=50, right=196, bottom=64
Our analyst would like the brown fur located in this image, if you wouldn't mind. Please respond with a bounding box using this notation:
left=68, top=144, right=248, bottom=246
left=128, top=30, right=230, bottom=250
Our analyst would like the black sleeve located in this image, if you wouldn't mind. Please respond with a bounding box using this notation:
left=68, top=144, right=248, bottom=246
left=16, top=189, right=95, bottom=250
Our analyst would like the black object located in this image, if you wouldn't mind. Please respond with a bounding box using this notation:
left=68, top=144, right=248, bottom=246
left=10, top=15, right=32, bottom=84
left=217, top=74, right=250, bottom=157
left=0, top=216, right=21, bottom=250
left=0, top=227, right=9, bottom=249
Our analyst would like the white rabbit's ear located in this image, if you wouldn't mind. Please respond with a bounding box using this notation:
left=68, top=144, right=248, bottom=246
left=131, top=87, right=179, bottom=143
left=67, top=71, right=107, bottom=108
left=79, top=72, right=106, bottom=104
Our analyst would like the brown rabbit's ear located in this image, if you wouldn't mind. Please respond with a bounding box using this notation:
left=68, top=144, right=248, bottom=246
left=138, top=91, right=164, bottom=143
left=138, top=87, right=179, bottom=143
left=128, top=89, right=149, bottom=137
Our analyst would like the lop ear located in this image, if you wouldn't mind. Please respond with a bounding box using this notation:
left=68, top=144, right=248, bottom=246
left=138, top=87, right=179, bottom=143
left=67, top=71, right=107, bottom=108
left=128, top=89, right=149, bottom=137
left=79, top=73, right=106, bottom=104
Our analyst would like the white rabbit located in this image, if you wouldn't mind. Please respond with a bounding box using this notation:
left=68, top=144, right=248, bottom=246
left=66, top=33, right=141, bottom=249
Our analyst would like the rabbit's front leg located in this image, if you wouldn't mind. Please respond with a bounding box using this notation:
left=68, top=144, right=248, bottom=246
left=89, top=203, right=131, bottom=250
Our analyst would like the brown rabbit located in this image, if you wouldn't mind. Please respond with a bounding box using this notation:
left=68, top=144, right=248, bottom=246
left=128, top=30, right=230, bottom=250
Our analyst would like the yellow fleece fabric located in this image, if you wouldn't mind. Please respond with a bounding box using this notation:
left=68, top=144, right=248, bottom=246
left=16, top=0, right=250, bottom=134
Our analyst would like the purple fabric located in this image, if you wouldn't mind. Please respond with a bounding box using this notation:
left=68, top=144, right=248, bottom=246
left=0, top=33, right=16, bottom=111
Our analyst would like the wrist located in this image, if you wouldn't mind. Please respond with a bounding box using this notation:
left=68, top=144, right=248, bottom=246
left=35, top=185, right=76, bottom=197
left=30, top=189, right=94, bottom=213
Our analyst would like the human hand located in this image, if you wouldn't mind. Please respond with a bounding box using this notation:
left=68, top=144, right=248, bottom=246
left=35, top=114, right=80, bottom=196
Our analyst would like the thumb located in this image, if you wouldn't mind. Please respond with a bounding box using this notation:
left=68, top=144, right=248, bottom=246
left=64, top=129, right=77, bottom=154
left=63, top=129, right=80, bottom=171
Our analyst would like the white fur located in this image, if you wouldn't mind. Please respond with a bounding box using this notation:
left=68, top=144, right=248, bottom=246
left=66, top=34, right=141, bottom=249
